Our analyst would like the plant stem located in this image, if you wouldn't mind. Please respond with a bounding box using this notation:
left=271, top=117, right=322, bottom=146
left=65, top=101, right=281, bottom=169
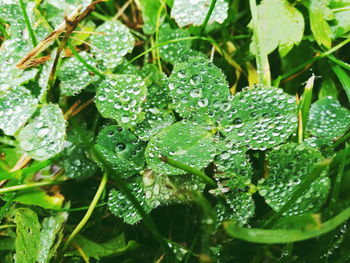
left=61, top=172, right=108, bottom=253
left=67, top=41, right=105, bottom=79
left=19, top=0, right=38, bottom=46
left=0, top=180, right=61, bottom=194
left=263, top=158, right=332, bottom=228
left=160, top=156, right=217, bottom=188
left=198, top=0, right=218, bottom=36
left=278, top=37, right=350, bottom=82
left=249, top=0, right=271, bottom=87
left=329, top=153, right=346, bottom=210
left=333, top=130, right=350, bottom=148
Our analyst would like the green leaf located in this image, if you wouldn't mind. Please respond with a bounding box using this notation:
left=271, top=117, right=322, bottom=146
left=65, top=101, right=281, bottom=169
left=306, top=96, right=350, bottom=144
left=95, top=75, right=147, bottom=128
left=307, top=0, right=333, bottom=48
left=214, top=138, right=252, bottom=180
left=158, top=24, right=192, bottom=64
left=258, top=143, right=330, bottom=215
left=58, top=51, right=99, bottom=96
left=36, top=211, right=68, bottom=263
left=145, top=121, right=216, bottom=175
left=139, top=0, right=165, bottom=35
left=96, top=125, right=145, bottom=178
left=168, top=57, right=230, bottom=123
left=224, top=206, right=350, bottom=244
left=142, top=169, right=205, bottom=208
left=329, top=0, right=350, bottom=37
left=14, top=208, right=41, bottom=263
left=0, top=0, right=25, bottom=37
left=108, top=177, right=151, bottom=225
left=0, top=86, right=38, bottom=136
left=221, top=87, right=298, bottom=150
left=133, top=110, right=175, bottom=141
left=0, top=39, right=37, bottom=88
left=66, top=233, right=138, bottom=260
left=171, top=0, right=228, bottom=27
left=251, top=0, right=304, bottom=56
left=18, top=104, right=66, bottom=161
left=90, top=20, right=134, bottom=69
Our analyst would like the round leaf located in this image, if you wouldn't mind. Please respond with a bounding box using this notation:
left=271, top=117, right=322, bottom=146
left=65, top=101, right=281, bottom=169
left=221, top=87, right=298, bottom=150
left=96, top=125, right=145, bottom=178
left=90, top=20, right=134, bottom=69
left=18, top=104, right=66, bottom=161
left=145, top=121, right=216, bottom=175
left=258, top=143, right=330, bottom=216
left=95, top=75, right=147, bottom=128
left=0, top=86, right=38, bottom=136
left=168, top=57, right=230, bottom=123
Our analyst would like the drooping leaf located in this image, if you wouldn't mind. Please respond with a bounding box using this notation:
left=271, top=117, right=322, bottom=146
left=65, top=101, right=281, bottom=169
left=139, top=0, right=165, bottom=35
left=108, top=177, right=151, bottom=225
left=58, top=51, right=99, bottom=96
left=0, top=86, right=38, bottom=136
left=145, top=121, right=216, bottom=175
left=66, top=233, right=138, bottom=260
left=251, top=0, right=304, bottom=56
left=171, top=0, right=228, bottom=27
left=307, top=0, right=333, bottom=48
left=36, top=211, right=68, bottom=263
left=168, top=57, right=230, bottom=123
left=90, top=20, right=134, bottom=69
left=96, top=125, right=145, bottom=178
left=258, top=143, right=330, bottom=216
left=306, top=96, right=350, bottom=144
left=95, top=74, right=147, bottom=128
left=221, top=87, right=298, bottom=150
left=18, top=104, right=66, bottom=161
left=14, top=208, right=41, bottom=263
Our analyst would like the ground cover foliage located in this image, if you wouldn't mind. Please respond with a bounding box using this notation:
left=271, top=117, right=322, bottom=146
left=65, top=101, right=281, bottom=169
left=1, top=0, right=350, bottom=262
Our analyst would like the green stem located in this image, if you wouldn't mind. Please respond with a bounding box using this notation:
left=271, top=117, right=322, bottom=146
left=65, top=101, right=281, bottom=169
left=67, top=41, right=105, bottom=79
left=160, top=156, right=217, bottom=188
left=91, top=145, right=175, bottom=259
left=61, top=172, right=108, bottom=253
left=0, top=180, right=61, bottom=194
left=329, top=153, right=346, bottom=210
left=198, top=0, right=217, bottom=36
left=263, top=159, right=332, bottom=228
left=333, top=130, right=350, bottom=148
left=249, top=0, right=271, bottom=86
left=299, top=75, right=315, bottom=143
left=19, top=0, right=38, bottom=46
left=91, top=11, right=111, bottom=21
left=277, top=37, right=350, bottom=83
